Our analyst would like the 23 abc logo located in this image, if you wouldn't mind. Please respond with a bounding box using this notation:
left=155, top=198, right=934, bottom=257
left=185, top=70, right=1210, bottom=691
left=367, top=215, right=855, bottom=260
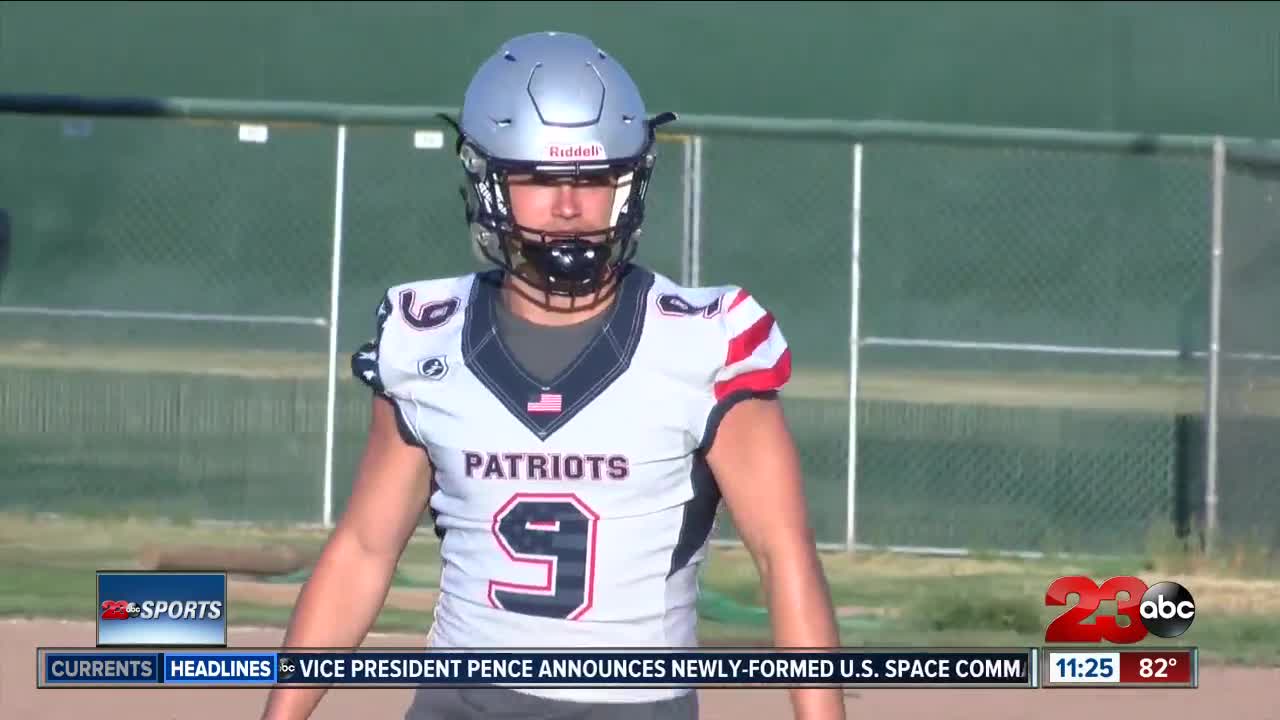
left=1044, top=576, right=1196, bottom=643
left=100, top=600, right=142, bottom=620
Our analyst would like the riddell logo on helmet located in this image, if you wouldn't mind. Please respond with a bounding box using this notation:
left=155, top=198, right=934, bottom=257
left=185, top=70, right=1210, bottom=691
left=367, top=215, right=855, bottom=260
left=546, top=143, right=605, bottom=159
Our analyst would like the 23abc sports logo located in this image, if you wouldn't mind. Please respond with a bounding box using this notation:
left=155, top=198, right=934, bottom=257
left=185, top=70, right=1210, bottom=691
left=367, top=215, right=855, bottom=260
left=100, top=599, right=224, bottom=621
left=1045, top=575, right=1195, bottom=643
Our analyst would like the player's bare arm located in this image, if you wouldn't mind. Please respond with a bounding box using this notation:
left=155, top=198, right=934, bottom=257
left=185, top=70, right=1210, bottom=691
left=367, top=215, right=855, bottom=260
left=708, top=395, right=846, bottom=720
left=261, top=393, right=432, bottom=720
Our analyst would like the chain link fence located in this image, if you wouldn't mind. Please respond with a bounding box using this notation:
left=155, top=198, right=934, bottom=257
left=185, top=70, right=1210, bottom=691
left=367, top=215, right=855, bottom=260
left=0, top=112, right=692, bottom=531
left=851, top=139, right=1211, bottom=555
left=1211, top=146, right=1280, bottom=555
left=0, top=113, right=333, bottom=525
left=695, top=134, right=853, bottom=548
left=0, top=96, right=1268, bottom=560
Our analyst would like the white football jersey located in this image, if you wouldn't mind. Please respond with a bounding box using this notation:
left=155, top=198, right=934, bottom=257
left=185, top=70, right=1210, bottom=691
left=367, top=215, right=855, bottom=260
left=351, top=265, right=791, bottom=703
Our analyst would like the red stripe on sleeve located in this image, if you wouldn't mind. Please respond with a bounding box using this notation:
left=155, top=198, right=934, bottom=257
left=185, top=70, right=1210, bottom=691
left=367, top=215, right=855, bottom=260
left=727, top=289, right=750, bottom=312
left=714, top=349, right=792, bottom=401
left=726, top=313, right=776, bottom=367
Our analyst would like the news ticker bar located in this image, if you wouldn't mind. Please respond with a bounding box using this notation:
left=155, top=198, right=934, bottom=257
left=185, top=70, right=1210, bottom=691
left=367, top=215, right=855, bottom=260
left=38, top=647, right=1033, bottom=690
left=35, top=647, right=1197, bottom=690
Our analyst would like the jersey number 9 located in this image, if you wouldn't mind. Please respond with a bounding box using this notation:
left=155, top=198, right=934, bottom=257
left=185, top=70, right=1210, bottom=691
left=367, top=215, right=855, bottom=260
left=487, top=492, right=600, bottom=621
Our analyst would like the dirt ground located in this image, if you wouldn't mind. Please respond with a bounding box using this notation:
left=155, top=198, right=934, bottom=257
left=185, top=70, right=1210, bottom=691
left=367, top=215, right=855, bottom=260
left=4, top=618, right=1278, bottom=720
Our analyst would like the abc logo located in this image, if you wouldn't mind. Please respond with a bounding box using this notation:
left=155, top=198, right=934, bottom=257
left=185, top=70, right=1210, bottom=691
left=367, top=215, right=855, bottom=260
left=1139, top=581, right=1196, bottom=639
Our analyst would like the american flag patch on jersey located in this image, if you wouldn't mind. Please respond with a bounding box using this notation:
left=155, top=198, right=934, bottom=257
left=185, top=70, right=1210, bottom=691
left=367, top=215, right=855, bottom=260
left=527, top=392, right=562, bottom=414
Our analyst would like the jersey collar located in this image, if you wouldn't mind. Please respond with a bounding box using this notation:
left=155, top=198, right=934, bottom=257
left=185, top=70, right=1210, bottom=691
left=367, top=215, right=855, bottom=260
left=462, top=264, right=654, bottom=441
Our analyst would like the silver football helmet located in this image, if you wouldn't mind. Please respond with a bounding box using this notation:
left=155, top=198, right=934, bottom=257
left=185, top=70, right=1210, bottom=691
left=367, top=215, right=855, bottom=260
left=449, top=31, right=677, bottom=299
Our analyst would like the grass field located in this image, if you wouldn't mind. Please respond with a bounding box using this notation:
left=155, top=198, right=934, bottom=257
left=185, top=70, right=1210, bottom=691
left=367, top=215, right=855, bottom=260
left=7, top=336, right=1273, bottom=557
left=1, top=511, right=1277, bottom=668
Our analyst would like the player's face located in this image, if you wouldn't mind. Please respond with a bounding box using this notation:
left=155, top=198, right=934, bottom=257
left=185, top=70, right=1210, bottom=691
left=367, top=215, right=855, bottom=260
left=506, top=172, right=619, bottom=240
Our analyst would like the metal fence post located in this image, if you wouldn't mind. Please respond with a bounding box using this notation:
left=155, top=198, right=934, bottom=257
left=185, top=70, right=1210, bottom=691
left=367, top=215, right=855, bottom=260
left=322, top=124, right=348, bottom=529
left=846, top=142, right=864, bottom=553
left=1204, top=135, right=1225, bottom=554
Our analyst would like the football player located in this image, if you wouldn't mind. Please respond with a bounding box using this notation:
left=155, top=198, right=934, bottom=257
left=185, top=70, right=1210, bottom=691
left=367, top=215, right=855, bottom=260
left=262, top=31, right=844, bottom=720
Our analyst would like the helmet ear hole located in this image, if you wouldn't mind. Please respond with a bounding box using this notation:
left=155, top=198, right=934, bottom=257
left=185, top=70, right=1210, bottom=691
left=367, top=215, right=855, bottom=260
left=459, top=143, right=487, bottom=176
